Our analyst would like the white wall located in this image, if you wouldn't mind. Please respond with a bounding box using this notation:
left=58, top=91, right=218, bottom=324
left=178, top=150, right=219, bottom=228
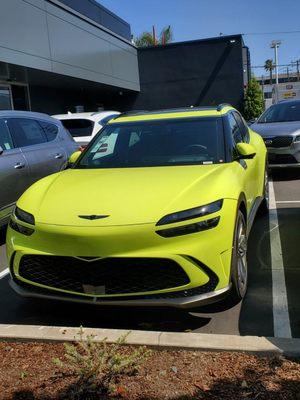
left=0, top=0, right=140, bottom=91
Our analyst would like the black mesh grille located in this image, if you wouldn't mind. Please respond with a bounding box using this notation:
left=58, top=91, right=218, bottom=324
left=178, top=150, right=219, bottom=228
left=264, top=136, right=293, bottom=148
left=18, top=256, right=190, bottom=296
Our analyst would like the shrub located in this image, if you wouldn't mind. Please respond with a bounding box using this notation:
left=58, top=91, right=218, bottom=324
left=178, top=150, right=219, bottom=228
left=243, top=78, right=264, bottom=121
left=53, top=327, right=151, bottom=398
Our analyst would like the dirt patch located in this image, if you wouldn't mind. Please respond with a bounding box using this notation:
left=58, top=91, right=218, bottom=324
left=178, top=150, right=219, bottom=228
left=0, top=341, right=299, bottom=399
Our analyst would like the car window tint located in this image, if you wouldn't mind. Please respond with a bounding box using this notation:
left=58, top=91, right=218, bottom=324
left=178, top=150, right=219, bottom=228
left=60, top=119, right=93, bottom=137
left=77, top=118, right=225, bottom=169
left=228, top=113, right=243, bottom=143
left=40, top=121, right=58, bottom=142
left=0, top=119, right=14, bottom=151
left=258, top=101, right=300, bottom=123
left=7, top=118, right=47, bottom=147
left=233, top=112, right=249, bottom=142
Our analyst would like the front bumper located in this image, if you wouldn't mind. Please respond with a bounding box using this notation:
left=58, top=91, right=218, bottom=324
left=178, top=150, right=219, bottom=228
left=7, top=199, right=237, bottom=308
left=9, top=279, right=231, bottom=309
left=266, top=140, right=300, bottom=168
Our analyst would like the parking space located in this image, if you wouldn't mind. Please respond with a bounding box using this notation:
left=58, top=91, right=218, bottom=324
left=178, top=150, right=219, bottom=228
left=0, top=169, right=298, bottom=337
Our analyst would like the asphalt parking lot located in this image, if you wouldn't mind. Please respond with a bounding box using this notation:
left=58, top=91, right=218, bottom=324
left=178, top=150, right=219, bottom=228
left=0, top=169, right=299, bottom=338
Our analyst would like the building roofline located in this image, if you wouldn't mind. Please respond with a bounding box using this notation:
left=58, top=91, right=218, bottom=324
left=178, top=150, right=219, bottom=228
left=137, top=34, right=244, bottom=51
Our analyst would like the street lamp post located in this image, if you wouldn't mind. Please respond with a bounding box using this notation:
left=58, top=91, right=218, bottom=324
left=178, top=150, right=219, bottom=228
left=270, top=40, right=281, bottom=102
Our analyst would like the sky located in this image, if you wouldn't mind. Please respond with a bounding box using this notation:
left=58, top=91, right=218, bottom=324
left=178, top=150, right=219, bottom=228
left=99, top=0, right=300, bottom=78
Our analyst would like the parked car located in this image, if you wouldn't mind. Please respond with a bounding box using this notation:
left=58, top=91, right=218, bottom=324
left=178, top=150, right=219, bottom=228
left=7, top=105, right=268, bottom=308
left=53, top=111, right=120, bottom=148
left=0, top=111, right=78, bottom=227
left=251, top=100, right=300, bottom=167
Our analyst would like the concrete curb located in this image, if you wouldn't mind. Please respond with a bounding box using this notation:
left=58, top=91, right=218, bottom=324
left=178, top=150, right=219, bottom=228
left=0, top=324, right=300, bottom=356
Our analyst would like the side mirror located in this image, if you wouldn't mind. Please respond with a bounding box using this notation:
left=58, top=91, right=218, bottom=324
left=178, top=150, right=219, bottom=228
left=236, top=143, right=256, bottom=160
left=0, top=146, right=3, bottom=156
left=248, top=118, right=258, bottom=125
left=68, top=151, right=81, bottom=165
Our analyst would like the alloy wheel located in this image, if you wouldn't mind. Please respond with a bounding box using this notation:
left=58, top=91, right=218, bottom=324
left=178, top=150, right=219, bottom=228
left=236, top=216, right=248, bottom=297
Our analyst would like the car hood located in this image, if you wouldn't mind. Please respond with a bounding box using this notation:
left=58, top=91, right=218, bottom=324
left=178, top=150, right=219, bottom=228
left=251, top=121, right=300, bottom=138
left=19, top=165, right=237, bottom=227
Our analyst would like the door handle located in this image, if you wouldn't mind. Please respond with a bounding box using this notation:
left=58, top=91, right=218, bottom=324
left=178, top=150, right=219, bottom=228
left=54, top=153, right=63, bottom=159
left=14, top=162, right=25, bottom=169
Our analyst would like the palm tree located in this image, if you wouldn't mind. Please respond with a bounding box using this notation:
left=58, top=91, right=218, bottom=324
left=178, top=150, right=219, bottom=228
left=134, top=26, right=173, bottom=47
left=264, top=59, right=275, bottom=85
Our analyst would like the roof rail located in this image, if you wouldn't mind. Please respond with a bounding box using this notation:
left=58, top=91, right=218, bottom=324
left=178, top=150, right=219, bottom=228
left=216, top=103, right=232, bottom=111
left=113, top=110, right=149, bottom=120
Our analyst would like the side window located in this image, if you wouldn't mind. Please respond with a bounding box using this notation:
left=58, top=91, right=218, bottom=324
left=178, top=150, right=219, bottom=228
left=0, top=119, right=14, bottom=151
left=39, top=121, right=59, bottom=142
left=234, top=112, right=249, bottom=143
left=7, top=118, right=47, bottom=147
left=228, top=113, right=243, bottom=143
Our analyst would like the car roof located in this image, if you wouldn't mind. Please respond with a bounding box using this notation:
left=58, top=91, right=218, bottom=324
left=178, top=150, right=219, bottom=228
left=276, top=99, right=300, bottom=105
left=53, top=111, right=120, bottom=122
left=0, top=110, right=60, bottom=123
left=108, top=105, right=234, bottom=124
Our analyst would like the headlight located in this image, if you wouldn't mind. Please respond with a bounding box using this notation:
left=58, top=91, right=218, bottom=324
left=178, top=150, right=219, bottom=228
left=9, top=220, right=34, bottom=236
left=156, top=200, right=223, bottom=226
left=294, top=135, right=300, bottom=143
left=156, top=217, right=220, bottom=238
left=14, top=207, right=35, bottom=225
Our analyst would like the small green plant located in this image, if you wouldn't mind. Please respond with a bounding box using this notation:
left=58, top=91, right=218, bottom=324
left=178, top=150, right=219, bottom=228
left=19, top=370, right=28, bottom=380
left=243, top=78, right=264, bottom=121
left=53, top=327, right=151, bottom=398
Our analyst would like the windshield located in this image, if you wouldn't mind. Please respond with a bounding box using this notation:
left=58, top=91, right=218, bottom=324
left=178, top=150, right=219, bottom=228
left=258, top=102, right=300, bottom=123
left=75, top=117, right=225, bottom=169
left=60, top=119, right=94, bottom=137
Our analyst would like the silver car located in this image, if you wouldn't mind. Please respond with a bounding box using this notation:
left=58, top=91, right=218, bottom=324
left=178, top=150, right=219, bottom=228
left=251, top=100, right=300, bottom=168
left=0, top=111, right=78, bottom=227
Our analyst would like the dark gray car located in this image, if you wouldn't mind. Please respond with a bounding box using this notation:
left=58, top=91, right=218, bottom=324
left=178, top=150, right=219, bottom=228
left=251, top=100, right=300, bottom=168
left=0, top=111, right=78, bottom=227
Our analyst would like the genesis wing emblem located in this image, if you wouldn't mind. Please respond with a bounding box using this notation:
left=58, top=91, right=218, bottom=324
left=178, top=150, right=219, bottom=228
left=78, top=215, right=109, bottom=220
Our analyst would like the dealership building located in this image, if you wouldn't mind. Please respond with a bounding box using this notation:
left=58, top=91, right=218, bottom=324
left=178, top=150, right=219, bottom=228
left=0, top=0, right=250, bottom=114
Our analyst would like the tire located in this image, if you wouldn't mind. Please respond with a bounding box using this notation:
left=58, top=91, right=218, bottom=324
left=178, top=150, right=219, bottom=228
left=229, top=210, right=248, bottom=303
left=258, top=166, right=269, bottom=215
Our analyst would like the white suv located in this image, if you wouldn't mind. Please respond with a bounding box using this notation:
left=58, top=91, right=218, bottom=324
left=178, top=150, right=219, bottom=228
left=53, top=111, right=120, bottom=148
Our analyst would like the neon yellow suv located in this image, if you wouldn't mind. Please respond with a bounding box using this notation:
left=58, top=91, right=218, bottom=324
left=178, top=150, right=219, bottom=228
left=7, top=105, right=268, bottom=309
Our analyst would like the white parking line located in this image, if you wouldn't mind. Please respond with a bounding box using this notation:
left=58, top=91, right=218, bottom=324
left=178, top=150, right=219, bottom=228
left=276, top=200, right=300, bottom=204
left=269, top=178, right=292, bottom=338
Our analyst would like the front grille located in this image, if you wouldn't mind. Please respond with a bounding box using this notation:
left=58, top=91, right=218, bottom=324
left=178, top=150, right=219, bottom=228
left=18, top=256, right=190, bottom=296
left=264, top=136, right=293, bottom=148
left=268, top=153, right=298, bottom=164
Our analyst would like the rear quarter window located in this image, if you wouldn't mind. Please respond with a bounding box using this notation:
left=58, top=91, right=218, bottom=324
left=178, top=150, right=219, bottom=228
left=39, top=121, right=59, bottom=142
left=60, top=119, right=94, bottom=137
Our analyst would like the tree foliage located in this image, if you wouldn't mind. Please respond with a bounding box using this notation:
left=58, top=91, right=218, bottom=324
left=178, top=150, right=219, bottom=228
left=243, top=78, right=264, bottom=121
left=264, top=59, right=275, bottom=84
left=134, top=26, right=173, bottom=47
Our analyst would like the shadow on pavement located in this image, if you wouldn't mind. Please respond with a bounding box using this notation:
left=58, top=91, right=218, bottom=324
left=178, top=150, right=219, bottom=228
left=271, top=168, right=300, bottom=182
left=0, top=275, right=213, bottom=332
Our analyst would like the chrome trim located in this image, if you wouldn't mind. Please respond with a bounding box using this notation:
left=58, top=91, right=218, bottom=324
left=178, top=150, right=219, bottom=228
left=269, top=163, right=300, bottom=168
left=9, top=280, right=231, bottom=309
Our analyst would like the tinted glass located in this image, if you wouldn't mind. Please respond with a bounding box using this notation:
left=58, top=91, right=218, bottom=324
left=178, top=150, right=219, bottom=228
left=0, top=119, right=13, bottom=150
left=40, top=121, right=58, bottom=142
left=233, top=112, right=249, bottom=142
left=8, top=118, right=47, bottom=147
left=76, top=117, right=225, bottom=169
left=60, top=119, right=94, bottom=137
left=0, top=86, right=12, bottom=110
left=258, top=102, right=300, bottom=123
left=228, top=113, right=243, bottom=143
